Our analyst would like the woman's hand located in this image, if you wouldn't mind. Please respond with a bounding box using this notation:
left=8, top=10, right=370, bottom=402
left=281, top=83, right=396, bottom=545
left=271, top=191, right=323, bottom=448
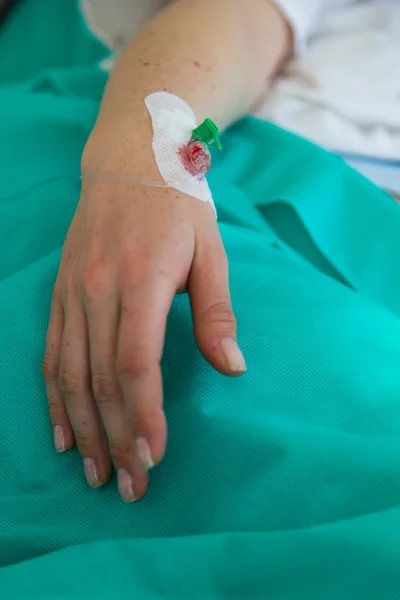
left=42, top=177, right=246, bottom=502
left=40, top=0, right=290, bottom=502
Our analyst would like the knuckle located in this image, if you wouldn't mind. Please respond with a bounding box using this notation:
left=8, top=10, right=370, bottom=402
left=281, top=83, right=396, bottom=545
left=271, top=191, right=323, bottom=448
left=47, top=395, right=63, bottom=417
left=108, top=440, right=134, bottom=463
left=92, top=373, right=119, bottom=406
left=119, top=251, right=154, bottom=285
left=42, top=350, right=59, bottom=381
left=82, top=263, right=109, bottom=298
left=74, top=432, right=97, bottom=456
left=200, top=301, right=236, bottom=328
left=116, top=352, right=152, bottom=381
left=58, top=367, right=86, bottom=395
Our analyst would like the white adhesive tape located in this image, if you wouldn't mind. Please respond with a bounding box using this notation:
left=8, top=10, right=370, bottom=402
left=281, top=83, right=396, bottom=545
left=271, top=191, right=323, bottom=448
left=145, top=92, right=215, bottom=212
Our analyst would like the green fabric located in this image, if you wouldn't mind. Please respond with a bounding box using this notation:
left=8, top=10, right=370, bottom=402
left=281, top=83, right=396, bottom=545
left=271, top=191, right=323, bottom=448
left=1, top=1, right=400, bottom=598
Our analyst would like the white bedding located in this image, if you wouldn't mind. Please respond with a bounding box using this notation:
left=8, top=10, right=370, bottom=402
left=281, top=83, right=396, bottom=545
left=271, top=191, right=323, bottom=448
left=257, top=1, right=400, bottom=162
left=80, top=0, right=400, bottom=192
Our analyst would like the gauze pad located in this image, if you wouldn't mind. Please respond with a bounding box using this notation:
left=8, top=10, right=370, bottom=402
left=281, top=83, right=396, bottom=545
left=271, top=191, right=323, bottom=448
left=145, top=91, right=215, bottom=213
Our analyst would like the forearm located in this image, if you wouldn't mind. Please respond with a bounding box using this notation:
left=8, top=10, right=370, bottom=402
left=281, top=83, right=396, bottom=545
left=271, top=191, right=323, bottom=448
left=83, top=0, right=291, bottom=173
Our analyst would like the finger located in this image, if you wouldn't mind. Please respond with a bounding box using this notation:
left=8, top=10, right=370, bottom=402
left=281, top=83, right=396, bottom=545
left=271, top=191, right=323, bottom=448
left=59, top=296, right=111, bottom=488
left=189, top=237, right=246, bottom=376
left=117, top=275, right=175, bottom=472
left=83, top=274, right=148, bottom=502
left=43, top=289, right=74, bottom=452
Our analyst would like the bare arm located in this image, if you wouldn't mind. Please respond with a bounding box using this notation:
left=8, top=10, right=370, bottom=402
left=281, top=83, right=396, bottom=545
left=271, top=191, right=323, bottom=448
left=84, top=0, right=292, bottom=171
left=45, top=0, right=292, bottom=503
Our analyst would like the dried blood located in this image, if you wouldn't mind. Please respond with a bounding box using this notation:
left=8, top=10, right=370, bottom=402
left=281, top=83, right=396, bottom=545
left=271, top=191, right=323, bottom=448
left=178, top=140, right=211, bottom=176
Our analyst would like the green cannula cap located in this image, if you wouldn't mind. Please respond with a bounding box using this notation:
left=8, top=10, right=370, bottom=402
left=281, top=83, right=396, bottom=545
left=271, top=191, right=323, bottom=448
left=192, top=118, right=222, bottom=150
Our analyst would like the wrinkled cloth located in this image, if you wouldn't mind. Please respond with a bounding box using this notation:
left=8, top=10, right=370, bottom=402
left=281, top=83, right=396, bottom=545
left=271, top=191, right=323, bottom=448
left=1, top=1, right=400, bottom=599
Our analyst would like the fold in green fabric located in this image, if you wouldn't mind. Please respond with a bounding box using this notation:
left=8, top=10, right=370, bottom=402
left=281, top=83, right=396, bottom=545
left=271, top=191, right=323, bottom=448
left=0, top=1, right=400, bottom=598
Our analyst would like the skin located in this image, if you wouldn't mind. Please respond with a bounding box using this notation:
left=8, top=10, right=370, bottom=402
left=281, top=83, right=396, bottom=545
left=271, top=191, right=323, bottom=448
left=42, top=0, right=292, bottom=502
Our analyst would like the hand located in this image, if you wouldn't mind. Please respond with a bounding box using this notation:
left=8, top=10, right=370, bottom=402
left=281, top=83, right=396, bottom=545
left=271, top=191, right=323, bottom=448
left=42, top=176, right=246, bottom=502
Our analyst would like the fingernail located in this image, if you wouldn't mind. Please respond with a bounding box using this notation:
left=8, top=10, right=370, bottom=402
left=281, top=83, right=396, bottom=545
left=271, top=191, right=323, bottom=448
left=83, top=457, right=102, bottom=488
left=54, top=425, right=66, bottom=452
left=136, top=437, right=155, bottom=470
left=218, top=338, right=247, bottom=373
left=117, top=469, right=136, bottom=503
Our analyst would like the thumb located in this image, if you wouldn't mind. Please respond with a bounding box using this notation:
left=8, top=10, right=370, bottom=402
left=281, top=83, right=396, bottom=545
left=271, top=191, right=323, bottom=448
left=188, top=238, right=247, bottom=376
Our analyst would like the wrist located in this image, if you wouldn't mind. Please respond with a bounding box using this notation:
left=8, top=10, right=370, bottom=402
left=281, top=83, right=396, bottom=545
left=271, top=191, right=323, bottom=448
left=81, top=113, right=162, bottom=183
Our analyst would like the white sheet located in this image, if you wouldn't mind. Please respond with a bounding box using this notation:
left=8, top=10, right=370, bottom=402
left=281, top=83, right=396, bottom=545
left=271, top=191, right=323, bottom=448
left=257, top=1, right=400, bottom=162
